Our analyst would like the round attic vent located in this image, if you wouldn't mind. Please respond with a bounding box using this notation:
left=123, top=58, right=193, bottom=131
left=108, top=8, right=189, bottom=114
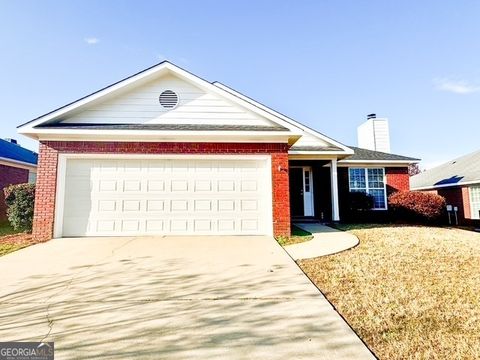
left=159, top=90, right=179, bottom=109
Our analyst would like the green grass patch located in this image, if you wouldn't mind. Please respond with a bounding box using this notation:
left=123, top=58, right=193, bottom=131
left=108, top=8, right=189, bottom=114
left=276, top=225, right=314, bottom=246
left=0, top=220, right=16, bottom=236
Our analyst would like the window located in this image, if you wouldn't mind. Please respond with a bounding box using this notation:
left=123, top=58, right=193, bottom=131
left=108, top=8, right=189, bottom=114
left=349, top=168, right=387, bottom=209
left=28, top=171, right=36, bottom=184
left=470, top=185, right=480, bottom=219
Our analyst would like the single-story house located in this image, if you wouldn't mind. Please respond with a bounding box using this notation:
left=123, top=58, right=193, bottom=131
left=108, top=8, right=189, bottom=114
left=0, top=138, right=38, bottom=219
left=18, top=62, right=417, bottom=241
left=411, top=149, right=480, bottom=226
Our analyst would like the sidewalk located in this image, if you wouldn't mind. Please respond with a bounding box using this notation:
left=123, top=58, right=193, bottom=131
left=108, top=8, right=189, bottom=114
left=284, top=223, right=359, bottom=260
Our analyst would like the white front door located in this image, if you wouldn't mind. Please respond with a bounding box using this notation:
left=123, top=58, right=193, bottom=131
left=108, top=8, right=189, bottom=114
left=57, top=156, right=272, bottom=237
left=302, top=167, right=314, bottom=216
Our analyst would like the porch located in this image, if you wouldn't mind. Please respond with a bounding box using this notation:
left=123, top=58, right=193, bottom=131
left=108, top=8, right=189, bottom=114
left=289, top=159, right=339, bottom=223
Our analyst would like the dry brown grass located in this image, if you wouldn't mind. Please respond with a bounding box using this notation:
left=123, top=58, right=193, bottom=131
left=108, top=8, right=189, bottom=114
left=298, top=225, right=480, bottom=360
left=0, top=233, right=35, bottom=255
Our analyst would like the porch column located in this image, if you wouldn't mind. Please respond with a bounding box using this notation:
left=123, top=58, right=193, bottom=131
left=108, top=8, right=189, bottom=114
left=330, top=158, right=340, bottom=221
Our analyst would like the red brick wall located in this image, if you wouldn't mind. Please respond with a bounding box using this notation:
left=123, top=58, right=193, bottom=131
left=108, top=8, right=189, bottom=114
left=0, top=164, right=29, bottom=220
left=436, top=187, right=469, bottom=224
left=33, top=141, right=291, bottom=241
left=418, top=186, right=476, bottom=225
left=385, top=167, right=410, bottom=194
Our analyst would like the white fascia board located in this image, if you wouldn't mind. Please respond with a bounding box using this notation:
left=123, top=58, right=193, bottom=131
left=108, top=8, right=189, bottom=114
left=213, top=82, right=354, bottom=154
left=339, top=159, right=416, bottom=166
left=288, top=154, right=342, bottom=161
left=34, top=129, right=292, bottom=143
left=411, top=180, right=480, bottom=191
left=0, top=157, right=37, bottom=170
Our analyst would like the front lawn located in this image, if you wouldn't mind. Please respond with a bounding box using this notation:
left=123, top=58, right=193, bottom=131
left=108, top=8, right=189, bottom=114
left=0, top=220, right=34, bottom=256
left=276, top=225, right=314, bottom=246
left=298, top=224, right=480, bottom=360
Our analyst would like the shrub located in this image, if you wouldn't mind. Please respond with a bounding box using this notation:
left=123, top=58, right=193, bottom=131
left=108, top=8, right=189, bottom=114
left=348, top=191, right=374, bottom=211
left=388, top=191, right=446, bottom=223
left=3, top=183, right=35, bottom=232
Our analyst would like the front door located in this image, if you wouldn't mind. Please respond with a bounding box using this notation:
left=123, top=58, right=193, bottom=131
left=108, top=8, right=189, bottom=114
left=289, top=166, right=315, bottom=217
left=289, top=168, right=304, bottom=216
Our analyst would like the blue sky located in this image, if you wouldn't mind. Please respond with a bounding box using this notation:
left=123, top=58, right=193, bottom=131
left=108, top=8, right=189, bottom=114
left=1, top=0, right=479, bottom=169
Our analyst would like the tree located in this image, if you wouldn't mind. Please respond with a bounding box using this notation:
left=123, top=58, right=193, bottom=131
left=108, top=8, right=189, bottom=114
left=408, top=163, right=422, bottom=176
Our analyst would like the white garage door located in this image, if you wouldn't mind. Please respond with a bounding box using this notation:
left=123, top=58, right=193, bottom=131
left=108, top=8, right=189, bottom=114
left=59, top=157, right=272, bottom=236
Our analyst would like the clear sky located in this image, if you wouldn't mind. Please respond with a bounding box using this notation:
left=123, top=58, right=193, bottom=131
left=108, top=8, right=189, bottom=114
left=1, top=0, right=479, bottom=169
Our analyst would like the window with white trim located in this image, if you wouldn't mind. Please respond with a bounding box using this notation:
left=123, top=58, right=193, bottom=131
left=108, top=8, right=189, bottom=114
left=469, top=185, right=480, bottom=219
left=28, top=171, right=36, bottom=184
left=349, top=168, right=387, bottom=209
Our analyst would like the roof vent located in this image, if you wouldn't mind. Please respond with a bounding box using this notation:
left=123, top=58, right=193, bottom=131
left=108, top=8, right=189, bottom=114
left=367, top=113, right=376, bottom=120
left=159, top=90, right=179, bottom=109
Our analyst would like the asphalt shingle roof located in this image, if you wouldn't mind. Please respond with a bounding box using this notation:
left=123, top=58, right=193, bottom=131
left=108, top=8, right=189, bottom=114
left=343, top=146, right=419, bottom=162
left=411, top=149, right=480, bottom=189
left=36, top=123, right=289, bottom=132
left=0, top=139, right=38, bottom=165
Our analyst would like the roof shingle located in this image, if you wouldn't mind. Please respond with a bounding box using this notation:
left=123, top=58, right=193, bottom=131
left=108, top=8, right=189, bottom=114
left=0, top=139, right=38, bottom=165
left=411, top=149, right=480, bottom=189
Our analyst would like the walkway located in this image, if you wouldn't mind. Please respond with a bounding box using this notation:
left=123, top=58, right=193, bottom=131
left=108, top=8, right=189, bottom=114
left=285, top=223, right=359, bottom=260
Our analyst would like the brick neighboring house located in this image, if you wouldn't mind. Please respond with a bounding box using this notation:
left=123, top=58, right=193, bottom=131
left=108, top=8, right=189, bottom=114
left=17, top=61, right=418, bottom=241
left=0, top=138, right=38, bottom=220
left=411, top=150, right=480, bottom=226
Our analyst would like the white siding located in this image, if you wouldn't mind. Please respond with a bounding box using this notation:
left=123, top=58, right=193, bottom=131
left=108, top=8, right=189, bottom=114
left=470, top=185, right=480, bottom=219
left=62, top=75, right=278, bottom=127
left=357, top=119, right=391, bottom=153
left=290, top=131, right=331, bottom=148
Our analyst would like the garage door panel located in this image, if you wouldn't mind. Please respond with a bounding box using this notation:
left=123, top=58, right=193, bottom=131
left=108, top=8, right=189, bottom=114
left=61, top=157, right=271, bottom=236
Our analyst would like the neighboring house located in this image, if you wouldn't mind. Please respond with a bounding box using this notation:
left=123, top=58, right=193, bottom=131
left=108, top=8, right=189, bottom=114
left=411, top=150, right=480, bottom=226
left=0, top=138, right=38, bottom=220
left=17, top=62, right=417, bottom=241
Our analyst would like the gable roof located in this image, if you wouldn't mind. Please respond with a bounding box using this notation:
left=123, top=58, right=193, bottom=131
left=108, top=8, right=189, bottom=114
left=17, top=61, right=352, bottom=154
left=341, top=146, right=419, bottom=163
left=0, top=139, right=38, bottom=166
left=411, top=149, right=480, bottom=190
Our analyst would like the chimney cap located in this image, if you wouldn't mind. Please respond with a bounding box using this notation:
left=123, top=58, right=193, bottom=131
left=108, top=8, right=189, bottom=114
left=367, top=113, right=376, bottom=120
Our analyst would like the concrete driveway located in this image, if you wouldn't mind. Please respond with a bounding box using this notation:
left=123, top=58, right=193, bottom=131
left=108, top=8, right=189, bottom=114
left=0, top=236, right=374, bottom=359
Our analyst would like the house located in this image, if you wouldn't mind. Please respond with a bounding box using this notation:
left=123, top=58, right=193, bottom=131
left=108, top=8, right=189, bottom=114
left=0, top=138, right=38, bottom=220
left=17, top=62, right=417, bottom=241
left=411, top=150, right=480, bottom=226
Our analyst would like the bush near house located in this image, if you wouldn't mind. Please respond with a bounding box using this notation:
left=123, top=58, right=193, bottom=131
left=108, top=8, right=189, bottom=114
left=3, top=183, right=35, bottom=232
left=343, top=191, right=379, bottom=223
left=348, top=191, right=374, bottom=211
left=388, top=191, right=446, bottom=224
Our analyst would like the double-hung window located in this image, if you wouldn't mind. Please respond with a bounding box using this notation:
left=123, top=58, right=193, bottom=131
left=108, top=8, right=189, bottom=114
left=470, top=185, right=480, bottom=219
left=349, top=168, right=387, bottom=209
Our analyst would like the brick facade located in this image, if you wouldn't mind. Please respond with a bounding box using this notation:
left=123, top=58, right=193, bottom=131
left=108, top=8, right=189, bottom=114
left=337, top=166, right=410, bottom=221
left=33, top=141, right=291, bottom=241
left=424, top=186, right=477, bottom=225
left=385, top=167, right=410, bottom=194
left=0, top=164, right=30, bottom=220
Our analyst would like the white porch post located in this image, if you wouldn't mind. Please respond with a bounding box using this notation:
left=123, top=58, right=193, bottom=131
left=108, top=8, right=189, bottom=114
left=330, top=158, right=340, bottom=221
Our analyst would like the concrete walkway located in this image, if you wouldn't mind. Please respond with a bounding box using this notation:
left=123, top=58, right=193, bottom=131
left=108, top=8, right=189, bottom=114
left=285, top=223, right=359, bottom=260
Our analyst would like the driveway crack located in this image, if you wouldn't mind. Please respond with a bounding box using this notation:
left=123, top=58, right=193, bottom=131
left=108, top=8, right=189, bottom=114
left=39, top=303, right=53, bottom=343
